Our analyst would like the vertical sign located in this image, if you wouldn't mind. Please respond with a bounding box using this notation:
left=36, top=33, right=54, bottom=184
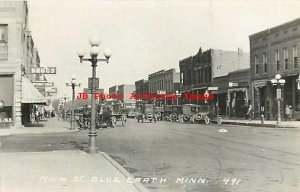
left=276, top=89, right=281, bottom=99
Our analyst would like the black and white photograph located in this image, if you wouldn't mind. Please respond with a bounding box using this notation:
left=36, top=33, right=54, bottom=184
left=0, top=0, right=299, bottom=191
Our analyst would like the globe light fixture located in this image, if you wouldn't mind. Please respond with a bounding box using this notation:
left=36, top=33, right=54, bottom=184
left=271, top=73, right=286, bottom=125
left=77, top=37, right=111, bottom=154
left=89, top=36, right=101, bottom=47
left=66, top=75, right=81, bottom=130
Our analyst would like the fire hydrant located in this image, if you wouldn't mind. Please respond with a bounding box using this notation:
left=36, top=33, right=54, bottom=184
left=261, top=114, right=265, bottom=124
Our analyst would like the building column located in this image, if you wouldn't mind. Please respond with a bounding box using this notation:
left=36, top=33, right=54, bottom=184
left=292, top=79, right=296, bottom=114
left=14, top=66, right=22, bottom=128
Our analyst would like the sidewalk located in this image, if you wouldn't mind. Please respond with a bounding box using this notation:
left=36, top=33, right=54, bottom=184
left=0, top=118, right=78, bottom=136
left=221, top=117, right=300, bottom=128
left=0, top=150, right=149, bottom=192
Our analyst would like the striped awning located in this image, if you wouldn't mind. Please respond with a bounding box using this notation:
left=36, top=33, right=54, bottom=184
left=21, top=76, right=47, bottom=104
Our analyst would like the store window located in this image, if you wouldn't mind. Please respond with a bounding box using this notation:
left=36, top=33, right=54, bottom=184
left=275, top=50, right=280, bottom=71
left=254, top=55, right=259, bottom=74
left=0, top=24, right=8, bottom=60
left=263, top=53, right=267, bottom=73
left=293, top=46, right=298, bottom=68
left=284, top=48, right=288, bottom=70
left=0, top=75, right=13, bottom=122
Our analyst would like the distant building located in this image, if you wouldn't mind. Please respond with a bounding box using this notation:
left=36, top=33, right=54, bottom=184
left=109, top=84, right=135, bottom=103
left=249, top=18, right=300, bottom=119
left=213, top=69, right=250, bottom=117
left=179, top=48, right=249, bottom=105
left=0, top=1, right=46, bottom=128
left=148, top=68, right=180, bottom=106
left=135, top=79, right=149, bottom=96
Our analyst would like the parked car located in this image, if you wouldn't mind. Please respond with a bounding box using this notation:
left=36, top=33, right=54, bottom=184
left=137, top=104, right=157, bottom=123
left=155, top=107, right=164, bottom=121
left=163, top=105, right=173, bottom=121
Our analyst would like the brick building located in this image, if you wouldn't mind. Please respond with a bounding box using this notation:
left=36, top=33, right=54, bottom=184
left=108, top=84, right=135, bottom=103
left=148, top=68, right=180, bottom=106
left=0, top=1, right=46, bottom=128
left=212, top=68, right=250, bottom=117
left=249, top=18, right=300, bottom=120
left=179, top=48, right=249, bottom=105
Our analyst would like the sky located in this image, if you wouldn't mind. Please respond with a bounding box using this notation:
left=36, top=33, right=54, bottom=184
left=27, top=0, right=300, bottom=99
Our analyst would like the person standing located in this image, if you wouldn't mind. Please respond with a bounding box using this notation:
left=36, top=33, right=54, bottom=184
left=246, top=105, right=253, bottom=120
left=285, top=105, right=291, bottom=121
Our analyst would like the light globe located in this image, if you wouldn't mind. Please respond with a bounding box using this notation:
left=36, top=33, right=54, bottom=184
left=104, top=49, right=112, bottom=59
left=275, top=74, right=281, bottom=80
left=77, top=49, right=85, bottom=57
left=90, top=46, right=99, bottom=57
left=89, top=36, right=101, bottom=47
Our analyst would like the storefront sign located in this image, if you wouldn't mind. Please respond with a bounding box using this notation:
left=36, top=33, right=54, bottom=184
left=157, top=90, right=166, bottom=94
left=88, top=78, right=99, bottom=89
left=276, top=89, right=281, bottom=99
left=30, top=67, right=56, bottom=74
left=229, top=82, right=238, bottom=87
left=32, top=82, right=54, bottom=87
left=208, top=87, right=218, bottom=91
left=84, top=88, right=103, bottom=94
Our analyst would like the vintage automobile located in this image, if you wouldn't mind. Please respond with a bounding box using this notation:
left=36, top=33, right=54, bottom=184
left=198, top=105, right=222, bottom=125
left=110, top=102, right=127, bottom=127
left=181, top=104, right=222, bottom=124
left=127, top=108, right=137, bottom=118
left=155, top=107, right=164, bottom=121
left=181, top=104, right=200, bottom=123
left=73, top=105, right=91, bottom=129
left=163, top=105, right=173, bottom=121
left=137, top=104, right=157, bottom=123
left=170, top=105, right=182, bottom=122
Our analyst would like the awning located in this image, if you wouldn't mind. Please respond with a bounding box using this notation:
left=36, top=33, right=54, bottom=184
left=44, top=105, right=54, bottom=111
left=21, top=76, right=47, bottom=104
left=252, top=80, right=267, bottom=87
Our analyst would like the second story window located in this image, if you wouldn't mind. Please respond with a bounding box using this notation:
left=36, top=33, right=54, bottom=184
left=276, top=50, right=280, bottom=71
left=263, top=53, right=267, bottom=73
left=284, top=48, right=288, bottom=70
left=0, top=24, right=8, bottom=60
left=293, top=46, right=298, bottom=68
left=254, top=55, right=259, bottom=74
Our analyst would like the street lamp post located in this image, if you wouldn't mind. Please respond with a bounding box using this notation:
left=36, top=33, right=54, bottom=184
left=175, top=90, right=180, bottom=106
left=77, top=37, right=112, bottom=154
left=61, top=96, right=69, bottom=121
left=66, top=75, right=81, bottom=130
left=271, top=74, right=286, bottom=125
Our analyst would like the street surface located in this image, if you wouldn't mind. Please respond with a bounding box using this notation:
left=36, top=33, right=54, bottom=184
left=1, top=119, right=299, bottom=192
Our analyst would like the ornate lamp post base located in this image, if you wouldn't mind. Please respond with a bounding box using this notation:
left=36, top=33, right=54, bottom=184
left=77, top=37, right=111, bottom=155
left=87, top=131, right=98, bottom=154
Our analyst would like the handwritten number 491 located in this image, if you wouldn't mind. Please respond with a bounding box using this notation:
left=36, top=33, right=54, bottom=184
left=223, top=177, right=241, bottom=186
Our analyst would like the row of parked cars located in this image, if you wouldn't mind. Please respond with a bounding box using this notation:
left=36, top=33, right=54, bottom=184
left=134, top=103, right=222, bottom=124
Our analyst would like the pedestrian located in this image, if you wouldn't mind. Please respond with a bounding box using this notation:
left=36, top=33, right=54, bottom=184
left=289, top=105, right=293, bottom=121
left=216, top=104, right=220, bottom=115
left=57, top=110, right=61, bottom=120
left=35, top=110, right=40, bottom=123
left=285, top=105, right=291, bottom=121
left=246, top=105, right=253, bottom=120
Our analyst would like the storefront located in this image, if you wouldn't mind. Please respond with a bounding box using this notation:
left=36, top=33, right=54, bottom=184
left=227, top=87, right=249, bottom=118
left=21, top=76, right=47, bottom=125
left=0, top=75, right=14, bottom=128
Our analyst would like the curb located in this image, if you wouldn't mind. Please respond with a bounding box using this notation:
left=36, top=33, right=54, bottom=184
left=222, top=121, right=299, bottom=128
left=0, top=129, right=80, bottom=136
left=100, top=152, right=149, bottom=192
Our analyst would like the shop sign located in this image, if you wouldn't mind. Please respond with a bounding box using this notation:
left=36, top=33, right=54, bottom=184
left=32, top=82, right=54, bottom=87
left=229, top=82, right=238, bottom=87
left=276, top=89, right=281, bottom=99
left=84, top=88, right=102, bottom=94
left=88, top=78, right=99, bottom=89
left=208, top=87, right=218, bottom=91
left=30, top=67, right=56, bottom=74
